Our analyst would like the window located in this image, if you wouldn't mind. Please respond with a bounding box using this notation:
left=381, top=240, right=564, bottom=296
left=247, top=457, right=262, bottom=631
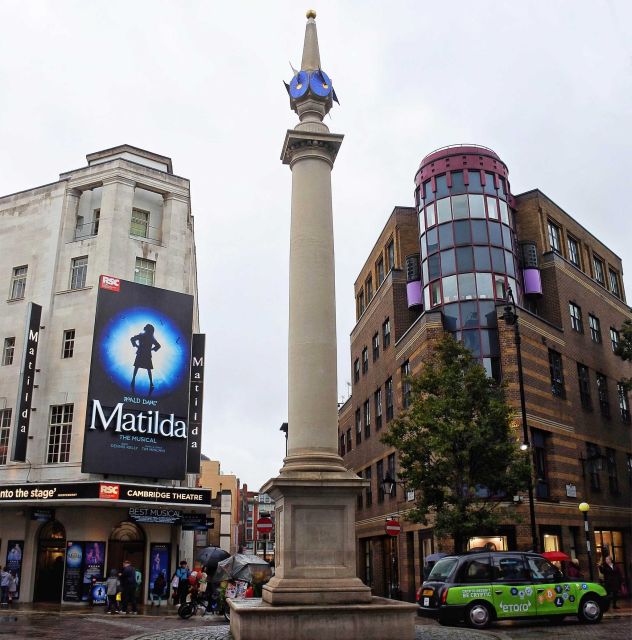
left=610, top=328, right=620, bottom=353
left=382, top=318, right=391, bottom=349
left=589, top=315, right=602, bottom=343
left=134, top=257, right=155, bottom=286
left=532, top=429, right=550, bottom=499
left=130, top=208, right=150, bottom=238
left=47, top=404, right=73, bottom=464
left=9, top=266, right=27, bottom=300
left=548, top=350, right=565, bottom=398
left=387, top=453, right=396, bottom=499
left=362, top=347, right=369, bottom=374
left=376, top=257, right=385, bottom=286
left=356, top=290, right=365, bottom=318
left=2, top=337, right=15, bottom=366
left=593, top=255, right=605, bottom=285
left=346, top=428, right=352, bottom=451
left=365, top=466, right=373, bottom=507
left=525, top=556, right=561, bottom=582
left=618, top=382, right=630, bottom=424
left=93, top=209, right=101, bottom=235
left=374, top=388, right=383, bottom=430
left=339, top=432, right=346, bottom=456
left=387, top=239, right=395, bottom=270
left=357, top=470, right=364, bottom=510
left=547, top=220, right=561, bottom=253
left=366, top=276, right=373, bottom=302
left=627, top=454, right=632, bottom=488
left=458, top=556, right=494, bottom=583
left=69, top=256, right=88, bottom=290
left=0, top=409, right=11, bottom=465
left=569, top=302, right=583, bottom=333
left=363, top=399, right=371, bottom=438
left=377, top=460, right=384, bottom=503
left=401, top=360, right=411, bottom=409
left=385, top=377, right=394, bottom=421
left=355, top=408, right=362, bottom=445
left=596, top=373, right=610, bottom=417
left=567, top=235, right=581, bottom=268
left=609, top=268, right=621, bottom=298
left=606, top=448, right=619, bottom=494
left=354, top=358, right=360, bottom=384
left=587, top=442, right=601, bottom=490
left=492, top=555, right=529, bottom=582
left=62, top=329, right=75, bottom=359
left=577, top=364, right=592, bottom=410
left=372, top=332, right=379, bottom=362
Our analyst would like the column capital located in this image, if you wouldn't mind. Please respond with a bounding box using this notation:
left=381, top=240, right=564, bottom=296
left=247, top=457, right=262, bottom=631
left=65, top=187, right=82, bottom=199
left=163, top=192, right=189, bottom=205
left=281, top=130, right=344, bottom=168
left=101, top=176, right=136, bottom=188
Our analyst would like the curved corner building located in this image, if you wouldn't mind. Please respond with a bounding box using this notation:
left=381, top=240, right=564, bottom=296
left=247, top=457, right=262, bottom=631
left=414, top=144, right=520, bottom=379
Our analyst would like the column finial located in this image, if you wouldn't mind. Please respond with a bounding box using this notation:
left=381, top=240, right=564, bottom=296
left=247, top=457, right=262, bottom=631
left=306, top=9, right=316, bottom=19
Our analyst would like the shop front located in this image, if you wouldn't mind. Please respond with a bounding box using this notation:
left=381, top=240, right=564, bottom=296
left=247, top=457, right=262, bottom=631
left=0, top=480, right=211, bottom=603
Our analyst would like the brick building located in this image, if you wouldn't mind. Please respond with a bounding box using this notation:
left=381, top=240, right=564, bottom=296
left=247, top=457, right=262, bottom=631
left=338, top=144, right=632, bottom=601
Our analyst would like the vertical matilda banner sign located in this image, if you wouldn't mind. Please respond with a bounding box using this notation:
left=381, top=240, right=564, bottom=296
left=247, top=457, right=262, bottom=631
left=11, top=302, right=42, bottom=462
left=82, top=276, right=194, bottom=479
left=186, top=334, right=205, bottom=474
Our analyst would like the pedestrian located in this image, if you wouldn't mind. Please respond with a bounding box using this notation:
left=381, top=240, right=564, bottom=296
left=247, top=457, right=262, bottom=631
left=7, top=571, right=18, bottom=605
left=601, top=555, right=623, bottom=609
left=150, top=572, right=166, bottom=607
left=120, top=560, right=138, bottom=614
left=0, top=567, right=10, bottom=606
left=105, top=569, right=120, bottom=614
left=566, top=558, right=582, bottom=579
left=175, top=560, right=190, bottom=605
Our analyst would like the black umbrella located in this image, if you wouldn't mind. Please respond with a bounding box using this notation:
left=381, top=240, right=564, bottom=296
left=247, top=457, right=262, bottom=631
left=196, top=546, right=230, bottom=577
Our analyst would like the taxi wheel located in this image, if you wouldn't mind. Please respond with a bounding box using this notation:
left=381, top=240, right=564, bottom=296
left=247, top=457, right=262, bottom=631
left=578, top=595, right=603, bottom=624
left=466, top=602, right=492, bottom=629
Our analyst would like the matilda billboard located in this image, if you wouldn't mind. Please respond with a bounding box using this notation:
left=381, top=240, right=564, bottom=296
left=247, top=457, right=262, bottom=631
left=81, top=276, right=194, bottom=479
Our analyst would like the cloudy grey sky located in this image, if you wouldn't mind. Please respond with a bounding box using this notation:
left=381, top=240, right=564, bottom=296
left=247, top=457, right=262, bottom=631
left=1, top=1, right=630, bottom=489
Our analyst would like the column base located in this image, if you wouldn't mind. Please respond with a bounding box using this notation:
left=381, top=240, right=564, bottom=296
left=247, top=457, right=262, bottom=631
left=262, top=576, right=371, bottom=605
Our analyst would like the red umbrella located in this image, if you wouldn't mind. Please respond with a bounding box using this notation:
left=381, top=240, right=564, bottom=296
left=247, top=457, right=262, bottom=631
left=541, top=551, right=570, bottom=562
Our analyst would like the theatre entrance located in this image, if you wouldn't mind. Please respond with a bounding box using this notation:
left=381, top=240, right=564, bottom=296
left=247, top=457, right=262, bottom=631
left=33, top=521, right=66, bottom=602
left=107, top=521, right=145, bottom=591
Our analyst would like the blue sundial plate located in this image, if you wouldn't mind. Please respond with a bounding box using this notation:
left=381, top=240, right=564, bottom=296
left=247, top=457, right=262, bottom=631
left=309, top=70, right=332, bottom=97
left=289, top=71, right=309, bottom=99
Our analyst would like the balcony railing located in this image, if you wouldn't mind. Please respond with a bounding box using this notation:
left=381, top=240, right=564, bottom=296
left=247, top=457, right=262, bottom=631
left=74, top=220, right=99, bottom=240
left=130, top=223, right=162, bottom=244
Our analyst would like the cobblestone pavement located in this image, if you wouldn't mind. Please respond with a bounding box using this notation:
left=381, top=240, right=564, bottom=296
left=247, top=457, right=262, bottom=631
left=1, top=608, right=630, bottom=640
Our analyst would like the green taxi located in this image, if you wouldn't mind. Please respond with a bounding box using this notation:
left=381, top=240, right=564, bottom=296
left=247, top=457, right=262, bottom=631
left=417, top=551, right=609, bottom=628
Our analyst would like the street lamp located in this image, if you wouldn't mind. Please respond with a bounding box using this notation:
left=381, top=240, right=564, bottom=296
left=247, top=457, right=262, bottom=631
left=380, top=473, right=407, bottom=599
left=578, top=502, right=594, bottom=581
left=502, top=287, right=539, bottom=552
left=280, top=422, right=288, bottom=456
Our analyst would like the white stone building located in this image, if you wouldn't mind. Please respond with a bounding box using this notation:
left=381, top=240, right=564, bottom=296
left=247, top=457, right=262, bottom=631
left=0, top=145, right=205, bottom=603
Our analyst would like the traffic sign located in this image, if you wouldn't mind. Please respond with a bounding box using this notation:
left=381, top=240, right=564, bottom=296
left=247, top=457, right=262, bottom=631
left=256, top=516, right=273, bottom=534
left=385, top=519, right=401, bottom=536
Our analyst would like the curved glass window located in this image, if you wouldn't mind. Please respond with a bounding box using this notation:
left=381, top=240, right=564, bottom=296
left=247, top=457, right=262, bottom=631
left=486, top=196, right=498, bottom=219
left=504, top=251, right=516, bottom=277
left=441, top=249, right=456, bottom=275
left=427, top=227, right=439, bottom=254
left=454, top=220, right=471, bottom=245
left=422, top=259, right=428, bottom=283
left=458, top=273, right=476, bottom=300
left=476, top=272, right=493, bottom=299
left=498, top=177, right=507, bottom=200
left=488, top=222, right=503, bottom=246
left=469, top=194, right=486, bottom=218
left=426, top=204, right=436, bottom=228
left=462, top=330, right=481, bottom=357
left=431, top=281, right=441, bottom=306
left=424, top=180, right=434, bottom=203
left=428, top=253, right=441, bottom=280
left=421, top=237, right=427, bottom=260
left=499, top=200, right=509, bottom=224
left=502, top=224, right=513, bottom=250
left=456, top=246, right=474, bottom=272
left=491, top=247, right=505, bottom=272
left=451, top=171, right=466, bottom=195
left=436, top=175, right=449, bottom=199
left=481, top=329, right=500, bottom=356
left=494, top=274, right=507, bottom=299
left=439, top=223, right=454, bottom=249
left=443, top=303, right=459, bottom=331
left=484, top=172, right=496, bottom=195
left=479, top=301, right=497, bottom=327
left=468, top=170, right=483, bottom=193
left=483, top=357, right=501, bottom=379
left=436, top=198, right=451, bottom=224
left=471, top=220, right=488, bottom=244
left=474, top=246, right=491, bottom=271
left=461, top=301, right=479, bottom=328
left=443, top=275, right=458, bottom=303
left=452, top=194, right=469, bottom=219
left=424, top=285, right=430, bottom=309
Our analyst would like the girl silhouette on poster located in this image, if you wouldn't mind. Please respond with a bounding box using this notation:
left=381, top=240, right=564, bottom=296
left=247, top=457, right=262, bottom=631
left=130, top=324, right=161, bottom=392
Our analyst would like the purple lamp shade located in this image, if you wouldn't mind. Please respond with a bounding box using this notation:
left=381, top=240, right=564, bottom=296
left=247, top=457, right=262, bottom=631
left=407, top=280, right=422, bottom=308
left=522, top=268, right=543, bottom=296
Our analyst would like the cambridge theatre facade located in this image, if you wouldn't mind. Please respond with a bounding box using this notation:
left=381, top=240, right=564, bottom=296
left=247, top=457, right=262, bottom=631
left=0, top=146, right=208, bottom=603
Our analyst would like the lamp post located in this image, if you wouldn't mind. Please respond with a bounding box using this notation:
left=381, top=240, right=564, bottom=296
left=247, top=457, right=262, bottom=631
left=502, top=287, right=538, bottom=552
left=279, top=422, right=288, bottom=457
left=380, top=473, right=406, bottom=599
left=578, top=502, right=594, bottom=581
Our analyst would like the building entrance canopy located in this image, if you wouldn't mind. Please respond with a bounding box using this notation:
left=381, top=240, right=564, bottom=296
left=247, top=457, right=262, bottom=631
left=0, top=481, right=211, bottom=507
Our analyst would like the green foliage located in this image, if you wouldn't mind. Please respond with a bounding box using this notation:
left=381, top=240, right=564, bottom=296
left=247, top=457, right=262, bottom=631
left=381, top=333, right=530, bottom=552
left=615, top=319, right=632, bottom=391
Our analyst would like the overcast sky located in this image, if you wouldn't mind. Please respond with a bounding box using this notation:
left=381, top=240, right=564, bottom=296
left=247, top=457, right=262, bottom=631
left=1, top=1, right=631, bottom=490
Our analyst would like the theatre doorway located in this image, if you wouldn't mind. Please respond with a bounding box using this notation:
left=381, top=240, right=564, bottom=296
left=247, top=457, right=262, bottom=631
left=107, top=521, right=145, bottom=590
left=33, top=520, right=66, bottom=602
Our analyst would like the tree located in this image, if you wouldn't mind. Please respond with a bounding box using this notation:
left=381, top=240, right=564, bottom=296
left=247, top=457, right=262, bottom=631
left=615, top=319, right=632, bottom=391
left=381, top=333, right=530, bottom=553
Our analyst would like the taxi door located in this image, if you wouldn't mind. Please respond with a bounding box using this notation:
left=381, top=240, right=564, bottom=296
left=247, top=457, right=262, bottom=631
left=491, top=554, right=538, bottom=619
left=524, top=555, right=579, bottom=617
